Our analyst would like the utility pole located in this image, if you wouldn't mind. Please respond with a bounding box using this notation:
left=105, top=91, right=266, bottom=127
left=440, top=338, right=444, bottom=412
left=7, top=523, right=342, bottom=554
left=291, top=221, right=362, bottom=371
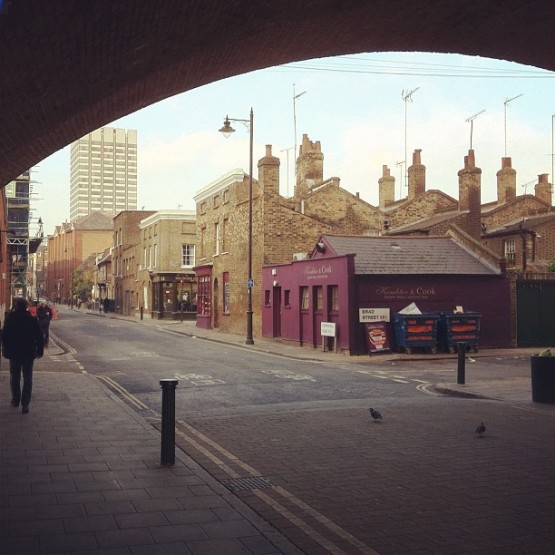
left=402, top=87, right=419, bottom=189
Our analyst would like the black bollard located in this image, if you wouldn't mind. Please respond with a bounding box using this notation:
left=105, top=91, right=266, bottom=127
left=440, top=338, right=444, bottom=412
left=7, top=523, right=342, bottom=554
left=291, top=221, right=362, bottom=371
left=140, top=306, right=144, bottom=321
left=457, top=342, right=467, bottom=384
left=160, top=379, right=178, bottom=466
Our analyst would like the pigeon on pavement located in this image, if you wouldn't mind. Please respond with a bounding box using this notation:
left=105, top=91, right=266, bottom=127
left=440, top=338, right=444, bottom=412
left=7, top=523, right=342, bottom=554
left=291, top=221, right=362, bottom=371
left=475, top=422, right=486, bottom=437
left=369, top=408, right=383, bottom=422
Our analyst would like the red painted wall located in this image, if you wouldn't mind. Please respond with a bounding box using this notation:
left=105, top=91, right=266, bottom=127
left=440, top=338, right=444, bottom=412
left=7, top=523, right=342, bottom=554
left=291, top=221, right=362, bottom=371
left=263, top=256, right=512, bottom=354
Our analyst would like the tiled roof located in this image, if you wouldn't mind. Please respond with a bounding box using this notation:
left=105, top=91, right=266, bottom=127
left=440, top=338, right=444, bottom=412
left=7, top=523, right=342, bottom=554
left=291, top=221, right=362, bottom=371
left=386, top=210, right=462, bottom=234
left=321, top=235, right=499, bottom=275
left=484, top=213, right=555, bottom=235
left=73, top=212, right=114, bottom=230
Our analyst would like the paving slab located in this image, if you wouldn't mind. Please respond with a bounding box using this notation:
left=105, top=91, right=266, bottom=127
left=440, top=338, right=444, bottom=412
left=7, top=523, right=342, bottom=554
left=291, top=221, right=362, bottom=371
left=0, top=356, right=301, bottom=555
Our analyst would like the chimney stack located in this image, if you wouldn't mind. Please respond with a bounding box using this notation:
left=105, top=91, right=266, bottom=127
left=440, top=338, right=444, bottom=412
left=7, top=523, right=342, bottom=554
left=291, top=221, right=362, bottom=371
left=458, top=149, right=482, bottom=239
left=407, top=149, right=425, bottom=199
left=294, top=134, right=324, bottom=198
left=496, top=157, right=516, bottom=204
left=535, top=173, right=552, bottom=206
left=378, top=165, right=395, bottom=208
left=258, top=144, right=280, bottom=196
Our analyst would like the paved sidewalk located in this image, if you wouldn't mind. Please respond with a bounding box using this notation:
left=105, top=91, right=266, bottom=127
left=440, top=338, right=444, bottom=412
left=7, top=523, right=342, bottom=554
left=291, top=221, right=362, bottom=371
left=0, top=343, right=301, bottom=555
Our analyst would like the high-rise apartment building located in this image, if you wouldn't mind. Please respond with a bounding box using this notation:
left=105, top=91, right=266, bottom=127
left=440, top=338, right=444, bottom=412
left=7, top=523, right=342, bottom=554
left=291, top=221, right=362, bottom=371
left=70, top=127, right=137, bottom=221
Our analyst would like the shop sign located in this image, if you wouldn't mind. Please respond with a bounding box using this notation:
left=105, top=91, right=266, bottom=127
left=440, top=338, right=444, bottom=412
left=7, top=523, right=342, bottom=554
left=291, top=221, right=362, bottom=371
left=304, top=264, right=333, bottom=281
left=359, top=307, right=390, bottom=322
left=365, top=321, right=391, bottom=353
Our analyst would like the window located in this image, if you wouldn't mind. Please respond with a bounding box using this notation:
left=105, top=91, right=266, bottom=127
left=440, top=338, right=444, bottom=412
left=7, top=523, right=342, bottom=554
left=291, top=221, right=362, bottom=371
left=182, top=244, right=195, bottom=266
left=314, top=286, right=323, bottom=310
left=301, top=287, right=309, bottom=310
left=153, top=244, right=157, bottom=268
left=504, top=239, right=516, bottom=262
left=223, top=272, right=230, bottom=313
left=198, top=275, right=211, bottom=316
left=329, top=285, right=339, bottom=311
left=222, top=218, right=228, bottom=252
left=264, top=290, right=271, bottom=306
left=214, top=222, right=220, bottom=255
left=284, top=290, right=291, bottom=307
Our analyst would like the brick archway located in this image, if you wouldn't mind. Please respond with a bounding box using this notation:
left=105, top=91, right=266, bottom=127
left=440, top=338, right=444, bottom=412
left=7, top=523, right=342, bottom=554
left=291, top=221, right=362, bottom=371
left=1, top=0, right=553, bottom=186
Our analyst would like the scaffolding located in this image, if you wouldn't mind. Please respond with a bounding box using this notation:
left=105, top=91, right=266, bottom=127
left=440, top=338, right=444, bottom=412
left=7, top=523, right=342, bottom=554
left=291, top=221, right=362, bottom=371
left=5, top=170, right=42, bottom=303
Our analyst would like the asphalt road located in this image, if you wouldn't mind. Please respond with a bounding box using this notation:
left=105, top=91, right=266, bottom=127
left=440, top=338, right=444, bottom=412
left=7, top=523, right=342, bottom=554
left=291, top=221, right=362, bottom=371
left=50, top=309, right=555, bottom=554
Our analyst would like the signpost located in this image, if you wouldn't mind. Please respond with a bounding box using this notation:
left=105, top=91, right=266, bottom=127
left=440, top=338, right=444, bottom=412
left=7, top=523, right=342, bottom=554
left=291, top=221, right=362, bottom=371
left=320, top=322, right=337, bottom=353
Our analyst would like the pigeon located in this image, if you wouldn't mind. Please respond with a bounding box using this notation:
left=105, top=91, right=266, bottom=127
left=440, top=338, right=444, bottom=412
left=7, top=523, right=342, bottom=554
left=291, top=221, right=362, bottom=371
left=369, top=408, right=383, bottom=422
left=475, top=422, right=486, bottom=437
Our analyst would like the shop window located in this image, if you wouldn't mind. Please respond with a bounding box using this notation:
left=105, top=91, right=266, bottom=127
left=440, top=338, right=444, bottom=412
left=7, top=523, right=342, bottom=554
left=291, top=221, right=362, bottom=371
left=301, top=286, right=309, bottom=310
left=223, top=272, right=230, bottom=313
left=329, top=285, right=339, bottom=311
left=198, top=275, right=211, bottom=316
left=284, top=290, right=291, bottom=307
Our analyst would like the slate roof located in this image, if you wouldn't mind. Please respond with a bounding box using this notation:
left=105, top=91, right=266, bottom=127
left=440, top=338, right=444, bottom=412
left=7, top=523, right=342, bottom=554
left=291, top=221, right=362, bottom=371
left=386, top=210, right=463, bottom=235
left=484, top=213, right=555, bottom=235
left=321, top=235, right=500, bottom=275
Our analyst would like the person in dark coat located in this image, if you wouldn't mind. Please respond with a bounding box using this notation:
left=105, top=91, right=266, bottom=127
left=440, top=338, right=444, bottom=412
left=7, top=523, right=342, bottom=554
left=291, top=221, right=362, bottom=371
left=2, top=298, right=44, bottom=414
left=36, top=301, right=53, bottom=347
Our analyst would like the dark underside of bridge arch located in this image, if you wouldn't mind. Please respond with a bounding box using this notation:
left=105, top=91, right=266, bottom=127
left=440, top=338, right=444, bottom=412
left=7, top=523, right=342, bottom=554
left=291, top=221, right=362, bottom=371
left=0, top=0, right=553, bottom=187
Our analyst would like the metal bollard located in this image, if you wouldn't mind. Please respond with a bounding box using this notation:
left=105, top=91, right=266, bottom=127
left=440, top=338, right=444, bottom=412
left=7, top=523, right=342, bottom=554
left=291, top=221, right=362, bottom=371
left=140, top=306, right=144, bottom=321
left=457, top=342, right=467, bottom=384
left=160, top=379, right=178, bottom=466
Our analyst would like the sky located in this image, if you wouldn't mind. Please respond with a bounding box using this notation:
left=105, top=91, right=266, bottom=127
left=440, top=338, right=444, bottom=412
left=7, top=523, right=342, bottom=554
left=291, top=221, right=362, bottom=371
left=31, top=52, right=555, bottom=236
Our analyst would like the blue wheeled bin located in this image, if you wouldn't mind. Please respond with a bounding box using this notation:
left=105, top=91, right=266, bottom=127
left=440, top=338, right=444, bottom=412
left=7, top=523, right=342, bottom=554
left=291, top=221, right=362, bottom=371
left=438, top=312, right=481, bottom=353
left=393, top=313, right=439, bottom=354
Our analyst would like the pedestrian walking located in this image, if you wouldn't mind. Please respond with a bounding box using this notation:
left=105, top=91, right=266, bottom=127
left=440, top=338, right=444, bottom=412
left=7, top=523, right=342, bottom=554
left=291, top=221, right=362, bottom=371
left=36, top=301, right=53, bottom=347
left=2, top=298, right=44, bottom=414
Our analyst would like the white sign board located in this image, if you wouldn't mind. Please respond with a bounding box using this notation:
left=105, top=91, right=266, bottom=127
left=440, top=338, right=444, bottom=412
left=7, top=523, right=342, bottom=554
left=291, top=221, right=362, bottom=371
left=320, top=322, right=336, bottom=337
left=359, top=308, right=390, bottom=323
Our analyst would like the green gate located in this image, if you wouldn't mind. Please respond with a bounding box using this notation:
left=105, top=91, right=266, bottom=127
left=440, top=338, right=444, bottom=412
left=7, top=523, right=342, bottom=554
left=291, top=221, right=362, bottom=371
left=517, top=281, right=555, bottom=347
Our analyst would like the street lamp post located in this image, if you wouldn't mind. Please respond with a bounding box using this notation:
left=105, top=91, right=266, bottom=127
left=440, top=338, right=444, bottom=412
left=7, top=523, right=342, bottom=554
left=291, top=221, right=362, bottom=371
left=219, top=108, right=254, bottom=345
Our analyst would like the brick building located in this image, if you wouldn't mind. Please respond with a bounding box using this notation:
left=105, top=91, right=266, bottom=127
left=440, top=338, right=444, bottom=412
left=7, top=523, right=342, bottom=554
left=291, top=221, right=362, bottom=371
left=112, top=210, right=155, bottom=316
left=195, top=137, right=555, bottom=347
left=194, top=136, right=384, bottom=337
left=386, top=150, right=555, bottom=272
left=137, top=210, right=197, bottom=319
left=47, top=212, right=113, bottom=304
